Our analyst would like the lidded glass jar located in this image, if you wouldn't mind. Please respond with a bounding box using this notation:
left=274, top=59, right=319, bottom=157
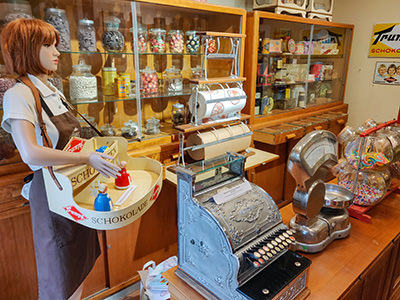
left=149, top=28, right=166, bottom=53
left=48, top=73, right=63, bottom=93
left=145, top=117, right=160, bottom=135
left=171, top=103, right=185, bottom=126
left=78, top=18, right=96, bottom=52
left=205, top=36, right=217, bottom=54
left=100, top=123, right=115, bottom=136
left=164, top=66, right=183, bottom=93
left=185, top=30, right=200, bottom=54
left=4, top=0, right=32, bottom=23
left=45, top=8, right=71, bottom=51
left=78, top=114, right=98, bottom=139
left=140, top=66, right=158, bottom=94
left=168, top=29, right=184, bottom=53
left=337, top=169, right=387, bottom=206
left=121, top=121, right=138, bottom=139
left=102, top=16, right=125, bottom=52
left=69, top=59, right=97, bottom=103
left=130, top=24, right=147, bottom=53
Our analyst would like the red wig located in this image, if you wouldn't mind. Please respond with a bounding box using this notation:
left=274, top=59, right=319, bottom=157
left=1, top=18, right=60, bottom=76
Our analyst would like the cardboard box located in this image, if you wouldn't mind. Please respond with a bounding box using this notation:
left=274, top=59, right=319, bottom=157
left=43, top=136, right=163, bottom=230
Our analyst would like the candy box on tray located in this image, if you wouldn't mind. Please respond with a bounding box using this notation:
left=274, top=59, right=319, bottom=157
left=42, top=136, right=163, bottom=230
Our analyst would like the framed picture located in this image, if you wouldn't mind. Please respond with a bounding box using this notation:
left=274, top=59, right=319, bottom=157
left=373, top=61, right=400, bottom=85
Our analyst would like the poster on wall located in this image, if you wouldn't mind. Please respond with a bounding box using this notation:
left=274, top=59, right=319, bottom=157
left=373, top=62, right=400, bottom=85
left=369, top=23, right=400, bottom=57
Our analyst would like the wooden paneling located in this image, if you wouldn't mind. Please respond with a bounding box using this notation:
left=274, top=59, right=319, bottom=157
left=388, top=235, right=400, bottom=300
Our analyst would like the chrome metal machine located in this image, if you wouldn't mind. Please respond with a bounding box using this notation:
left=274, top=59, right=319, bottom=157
left=175, top=153, right=311, bottom=300
left=287, top=130, right=354, bottom=253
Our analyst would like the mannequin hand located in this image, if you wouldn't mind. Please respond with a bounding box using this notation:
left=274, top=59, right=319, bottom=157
left=87, top=152, right=121, bottom=178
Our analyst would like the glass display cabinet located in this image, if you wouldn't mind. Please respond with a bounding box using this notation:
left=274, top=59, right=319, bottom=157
left=244, top=11, right=353, bottom=127
left=0, top=0, right=246, bottom=168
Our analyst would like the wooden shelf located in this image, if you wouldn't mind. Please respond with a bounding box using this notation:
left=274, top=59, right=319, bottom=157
left=174, top=114, right=250, bottom=133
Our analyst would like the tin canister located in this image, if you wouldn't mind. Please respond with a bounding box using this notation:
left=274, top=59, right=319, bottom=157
left=119, top=73, right=131, bottom=94
left=115, top=77, right=126, bottom=98
left=102, top=67, right=117, bottom=96
left=261, top=38, right=270, bottom=54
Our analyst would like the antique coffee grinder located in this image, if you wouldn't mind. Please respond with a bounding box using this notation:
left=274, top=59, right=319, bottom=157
left=287, top=130, right=354, bottom=253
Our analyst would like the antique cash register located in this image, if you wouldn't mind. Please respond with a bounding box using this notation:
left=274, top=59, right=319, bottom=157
left=175, top=153, right=311, bottom=300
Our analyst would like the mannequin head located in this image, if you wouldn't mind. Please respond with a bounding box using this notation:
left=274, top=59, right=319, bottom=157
left=1, top=18, right=60, bottom=77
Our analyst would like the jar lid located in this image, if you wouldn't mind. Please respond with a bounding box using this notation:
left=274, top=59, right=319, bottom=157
left=185, top=30, right=197, bottom=35
left=191, top=65, right=202, bottom=72
left=130, top=24, right=147, bottom=33
left=140, top=66, right=156, bottom=74
left=104, top=15, right=120, bottom=24
left=168, top=29, right=183, bottom=34
left=46, top=7, right=66, bottom=14
left=79, top=18, right=94, bottom=25
left=173, top=103, right=184, bottom=109
left=149, top=28, right=166, bottom=34
left=73, top=59, right=92, bottom=72
left=165, top=66, right=181, bottom=74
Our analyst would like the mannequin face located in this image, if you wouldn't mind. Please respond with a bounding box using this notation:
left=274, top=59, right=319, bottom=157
left=39, top=41, right=60, bottom=72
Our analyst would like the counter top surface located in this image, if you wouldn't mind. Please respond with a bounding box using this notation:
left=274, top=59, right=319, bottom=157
left=164, top=190, right=400, bottom=300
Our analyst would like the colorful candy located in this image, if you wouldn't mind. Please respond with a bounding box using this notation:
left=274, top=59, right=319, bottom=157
left=338, top=179, right=385, bottom=206
left=185, top=30, right=200, bottom=54
left=168, top=30, right=184, bottom=53
left=149, top=28, right=166, bottom=53
left=206, top=38, right=217, bottom=54
left=140, top=67, right=158, bottom=94
left=347, top=151, right=390, bottom=170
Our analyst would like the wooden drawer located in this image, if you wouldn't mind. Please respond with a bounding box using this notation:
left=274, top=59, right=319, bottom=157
left=253, top=124, right=304, bottom=145
left=289, top=117, right=329, bottom=134
left=316, top=112, right=348, bottom=135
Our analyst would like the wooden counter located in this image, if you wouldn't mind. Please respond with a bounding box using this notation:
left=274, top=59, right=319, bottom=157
left=164, top=190, right=400, bottom=300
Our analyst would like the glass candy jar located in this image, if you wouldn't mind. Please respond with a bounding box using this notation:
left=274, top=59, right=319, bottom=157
left=168, top=29, right=184, bottom=53
left=0, top=127, right=17, bottom=160
left=45, top=8, right=71, bottom=51
left=171, top=103, right=185, bottom=126
left=205, top=36, right=217, bottom=54
left=69, top=59, right=97, bottom=103
left=149, top=28, right=166, bottom=53
left=121, top=121, right=138, bottom=139
left=100, top=123, right=115, bottom=136
left=102, top=16, right=125, bottom=52
left=4, top=0, right=32, bottom=23
left=78, top=18, right=97, bottom=52
left=140, top=66, right=158, bottom=94
left=130, top=25, right=147, bottom=53
left=337, top=169, right=387, bottom=206
left=344, top=135, right=393, bottom=170
left=164, top=66, right=183, bottom=93
left=145, top=117, right=160, bottom=135
left=185, top=30, right=200, bottom=54
left=78, top=114, right=98, bottom=139
left=48, top=73, right=63, bottom=93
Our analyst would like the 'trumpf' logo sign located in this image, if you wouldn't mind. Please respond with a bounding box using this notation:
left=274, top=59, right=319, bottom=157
left=369, top=23, right=400, bottom=57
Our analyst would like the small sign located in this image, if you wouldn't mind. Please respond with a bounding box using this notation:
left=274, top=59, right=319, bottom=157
left=369, top=23, right=400, bottom=57
left=373, top=61, right=400, bottom=85
left=213, top=181, right=252, bottom=205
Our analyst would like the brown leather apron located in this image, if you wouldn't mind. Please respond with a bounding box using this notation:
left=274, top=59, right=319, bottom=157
left=29, top=97, right=100, bottom=299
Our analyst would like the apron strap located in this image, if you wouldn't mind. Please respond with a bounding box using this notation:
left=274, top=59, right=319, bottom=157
left=19, top=76, right=63, bottom=191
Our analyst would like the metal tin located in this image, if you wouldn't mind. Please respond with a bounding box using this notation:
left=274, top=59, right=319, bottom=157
left=115, top=77, right=126, bottom=98
left=119, top=73, right=131, bottom=94
left=102, top=67, right=117, bottom=96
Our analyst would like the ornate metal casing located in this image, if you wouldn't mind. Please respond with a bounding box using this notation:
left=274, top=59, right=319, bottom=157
left=176, top=153, right=311, bottom=300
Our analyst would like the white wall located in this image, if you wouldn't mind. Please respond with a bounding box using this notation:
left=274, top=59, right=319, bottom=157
left=333, top=0, right=400, bottom=127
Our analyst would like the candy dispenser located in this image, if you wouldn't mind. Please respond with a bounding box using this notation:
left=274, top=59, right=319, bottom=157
left=102, top=16, right=125, bottom=52
left=44, top=8, right=71, bottom=51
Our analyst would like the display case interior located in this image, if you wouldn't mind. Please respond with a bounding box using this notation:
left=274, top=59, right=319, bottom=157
left=0, top=0, right=246, bottom=166
left=244, top=11, right=353, bottom=126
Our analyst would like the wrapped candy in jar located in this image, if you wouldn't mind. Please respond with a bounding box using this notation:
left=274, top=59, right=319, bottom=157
left=0, top=65, right=16, bottom=107
left=146, top=117, right=161, bottom=135
left=45, top=8, right=71, bottom=51
left=337, top=169, right=387, bottom=206
left=185, top=30, right=200, bottom=54
left=149, top=28, right=166, bottom=53
left=100, top=123, right=116, bottom=136
left=102, top=16, right=125, bottom=52
left=69, top=59, right=97, bottom=102
left=168, top=29, right=184, bottom=53
left=205, top=36, right=217, bottom=54
left=4, top=1, right=32, bottom=23
left=78, top=18, right=97, bottom=52
left=140, top=67, right=158, bottom=94
left=121, top=120, right=138, bottom=138
left=130, top=25, right=147, bottom=52
left=164, top=66, right=183, bottom=93
left=344, top=135, right=393, bottom=170
left=172, top=103, right=185, bottom=126
left=78, top=114, right=98, bottom=139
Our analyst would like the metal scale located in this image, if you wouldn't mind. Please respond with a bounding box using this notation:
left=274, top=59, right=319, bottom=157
left=287, top=130, right=354, bottom=253
left=176, top=153, right=311, bottom=300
